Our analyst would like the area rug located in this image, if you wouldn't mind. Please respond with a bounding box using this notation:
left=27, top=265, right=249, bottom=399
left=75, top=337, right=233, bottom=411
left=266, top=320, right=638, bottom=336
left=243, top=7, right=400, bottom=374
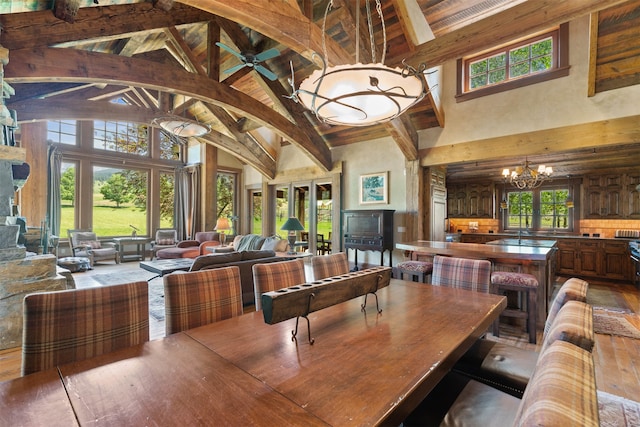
left=92, top=271, right=156, bottom=286
left=587, top=286, right=633, bottom=314
left=598, top=390, right=640, bottom=427
left=593, top=310, right=640, bottom=340
left=92, top=271, right=165, bottom=321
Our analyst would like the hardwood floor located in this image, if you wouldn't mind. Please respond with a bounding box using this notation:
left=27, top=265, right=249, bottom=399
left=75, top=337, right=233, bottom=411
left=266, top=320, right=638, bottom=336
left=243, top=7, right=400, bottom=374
left=1, top=261, right=639, bottom=405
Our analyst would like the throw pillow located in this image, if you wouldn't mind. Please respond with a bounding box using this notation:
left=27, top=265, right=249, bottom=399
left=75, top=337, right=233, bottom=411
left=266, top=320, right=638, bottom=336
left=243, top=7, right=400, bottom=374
left=84, top=240, right=102, bottom=249
left=261, top=236, right=279, bottom=251
left=157, top=238, right=175, bottom=245
left=274, top=238, right=289, bottom=252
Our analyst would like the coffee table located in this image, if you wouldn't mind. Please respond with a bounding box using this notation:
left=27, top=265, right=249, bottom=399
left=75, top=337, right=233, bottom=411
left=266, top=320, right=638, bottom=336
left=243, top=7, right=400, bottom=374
left=139, top=258, right=194, bottom=280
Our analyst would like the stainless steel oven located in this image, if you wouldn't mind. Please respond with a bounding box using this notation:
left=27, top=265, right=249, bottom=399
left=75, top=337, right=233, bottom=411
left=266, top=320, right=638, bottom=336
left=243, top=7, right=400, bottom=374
left=630, top=241, right=640, bottom=288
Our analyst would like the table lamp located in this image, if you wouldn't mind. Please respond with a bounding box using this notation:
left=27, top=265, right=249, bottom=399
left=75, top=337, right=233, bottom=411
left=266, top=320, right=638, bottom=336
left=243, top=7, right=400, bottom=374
left=214, top=217, right=232, bottom=246
left=280, top=217, right=304, bottom=255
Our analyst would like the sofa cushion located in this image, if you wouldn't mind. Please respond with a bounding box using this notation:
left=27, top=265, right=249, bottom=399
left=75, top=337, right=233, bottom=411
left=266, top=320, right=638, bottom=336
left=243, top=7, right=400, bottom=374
left=514, top=340, right=599, bottom=427
left=541, top=300, right=594, bottom=354
left=261, top=236, right=289, bottom=252
left=241, top=250, right=276, bottom=261
left=195, top=231, right=219, bottom=243
left=545, top=277, right=588, bottom=335
left=190, top=252, right=243, bottom=271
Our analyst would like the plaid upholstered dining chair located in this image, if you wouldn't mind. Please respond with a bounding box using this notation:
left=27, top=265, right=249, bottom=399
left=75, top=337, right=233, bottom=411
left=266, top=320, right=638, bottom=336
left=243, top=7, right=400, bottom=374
left=431, top=255, right=492, bottom=293
left=21, top=281, right=149, bottom=376
left=252, top=258, right=306, bottom=311
left=163, top=266, right=243, bottom=335
left=311, top=252, right=349, bottom=280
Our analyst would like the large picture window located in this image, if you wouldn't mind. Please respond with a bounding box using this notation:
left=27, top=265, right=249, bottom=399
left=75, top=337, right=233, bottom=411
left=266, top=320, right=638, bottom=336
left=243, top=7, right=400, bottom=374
left=49, top=119, right=181, bottom=240
left=93, top=166, right=148, bottom=237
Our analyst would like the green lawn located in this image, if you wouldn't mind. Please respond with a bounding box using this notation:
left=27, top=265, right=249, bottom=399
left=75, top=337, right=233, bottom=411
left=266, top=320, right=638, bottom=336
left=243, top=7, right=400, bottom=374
left=61, top=204, right=148, bottom=237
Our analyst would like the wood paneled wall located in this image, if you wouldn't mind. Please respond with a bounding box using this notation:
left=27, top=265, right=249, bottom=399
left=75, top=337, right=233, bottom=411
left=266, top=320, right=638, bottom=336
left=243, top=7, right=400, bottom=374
left=16, top=123, right=48, bottom=228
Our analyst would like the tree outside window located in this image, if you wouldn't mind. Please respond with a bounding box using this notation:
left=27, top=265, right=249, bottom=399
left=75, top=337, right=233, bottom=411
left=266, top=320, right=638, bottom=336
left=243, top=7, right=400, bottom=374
left=504, top=186, right=572, bottom=233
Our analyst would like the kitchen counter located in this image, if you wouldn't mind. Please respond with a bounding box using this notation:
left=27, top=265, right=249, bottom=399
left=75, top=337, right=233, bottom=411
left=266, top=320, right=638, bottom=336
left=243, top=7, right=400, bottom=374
left=396, top=240, right=557, bottom=329
left=486, top=239, right=557, bottom=248
left=460, top=232, right=637, bottom=241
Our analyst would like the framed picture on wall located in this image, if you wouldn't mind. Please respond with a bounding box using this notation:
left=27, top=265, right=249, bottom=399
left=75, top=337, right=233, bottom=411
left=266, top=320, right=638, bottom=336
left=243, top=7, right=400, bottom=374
left=359, top=172, right=388, bottom=204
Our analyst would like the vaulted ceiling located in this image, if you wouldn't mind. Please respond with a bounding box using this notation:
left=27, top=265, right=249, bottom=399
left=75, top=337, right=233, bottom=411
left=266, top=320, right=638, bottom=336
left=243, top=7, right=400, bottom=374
left=0, top=0, right=636, bottom=180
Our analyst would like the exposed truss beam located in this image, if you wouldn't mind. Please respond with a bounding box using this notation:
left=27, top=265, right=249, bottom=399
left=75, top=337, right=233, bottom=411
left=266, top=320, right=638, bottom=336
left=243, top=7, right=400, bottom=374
left=5, top=47, right=331, bottom=172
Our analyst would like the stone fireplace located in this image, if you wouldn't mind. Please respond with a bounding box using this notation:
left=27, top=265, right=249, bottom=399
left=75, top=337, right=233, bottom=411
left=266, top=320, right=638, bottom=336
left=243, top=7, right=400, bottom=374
left=0, top=148, right=71, bottom=350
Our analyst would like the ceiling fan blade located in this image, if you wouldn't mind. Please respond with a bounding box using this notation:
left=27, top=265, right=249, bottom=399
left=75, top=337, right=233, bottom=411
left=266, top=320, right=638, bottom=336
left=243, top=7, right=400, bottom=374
left=215, top=42, right=245, bottom=61
left=254, top=47, right=280, bottom=62
left=223, top=63, right=248, bottom=75
left=255, top=65, right=278, bottom=81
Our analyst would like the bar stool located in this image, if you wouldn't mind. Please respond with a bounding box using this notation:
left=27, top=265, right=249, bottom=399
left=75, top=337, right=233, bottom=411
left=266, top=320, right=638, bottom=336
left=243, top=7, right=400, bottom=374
left=394, top=260, right=433, bottom=283
left=490, top=271, right=538, bottom=344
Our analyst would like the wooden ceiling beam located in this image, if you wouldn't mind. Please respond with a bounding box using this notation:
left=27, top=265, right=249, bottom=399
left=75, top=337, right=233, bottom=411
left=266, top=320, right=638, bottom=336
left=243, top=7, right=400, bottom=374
left=385, top=115, right=418, bottom=161
left=206, top=103, right=277, bottom=165
left=5, top=46, right=332, bottom=171
left=0, top=3, right=216, bottom=50
left=391, top=0, right=434, bottom=49
left=391, top=0, right=631, bottom=68
left=419, top=115, right=640, bottom=168
left=198, top=131, right=276, bottom=179
left=8, top=98, right=164, bottom=123
left=179, top=0, right=352, bottom=65
left=164, top=26, right=208, bottom=75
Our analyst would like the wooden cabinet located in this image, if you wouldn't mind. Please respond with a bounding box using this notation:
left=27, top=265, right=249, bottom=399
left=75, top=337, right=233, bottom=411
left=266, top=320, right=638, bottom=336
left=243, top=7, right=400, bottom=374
left=342, top=209, right=394, bottom=268
left=447, top=184, right=466, bottom=218
left=459, top=234, right=505, bottom=244
left=556, top=238, right=632, bottom=281
left=577, top=240, right=601, bottom=277
left=602, top=240, right=633, bottom=280
left=583, top=174, right=623, bottom=218
left=625, top=173, right=640, bottom=219
left=447, top=182, right=494, bottom=218
left=556, top=240, right=579, bottom=275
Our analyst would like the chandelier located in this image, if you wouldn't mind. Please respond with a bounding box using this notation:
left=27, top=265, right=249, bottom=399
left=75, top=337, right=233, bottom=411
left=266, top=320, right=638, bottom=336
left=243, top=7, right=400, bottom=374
left=288, top=0, right=430, bottom=127
left=502, top=159, right=553, bottom=189
left=152, top=117, right=210, bottom=138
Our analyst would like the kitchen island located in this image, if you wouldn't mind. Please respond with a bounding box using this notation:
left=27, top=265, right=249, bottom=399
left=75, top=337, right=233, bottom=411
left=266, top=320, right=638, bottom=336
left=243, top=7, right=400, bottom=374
left=396, top=240, right=557, bottom=329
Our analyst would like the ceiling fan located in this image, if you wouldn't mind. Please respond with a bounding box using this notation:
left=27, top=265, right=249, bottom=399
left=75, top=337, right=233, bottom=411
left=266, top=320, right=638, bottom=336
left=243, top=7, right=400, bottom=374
left=216, top=42, right=280, bottom=81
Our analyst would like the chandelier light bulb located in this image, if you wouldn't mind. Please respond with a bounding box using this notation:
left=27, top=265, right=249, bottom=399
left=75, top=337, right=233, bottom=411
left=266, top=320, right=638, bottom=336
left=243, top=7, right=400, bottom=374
left=501, top=159, right=553, bottom=189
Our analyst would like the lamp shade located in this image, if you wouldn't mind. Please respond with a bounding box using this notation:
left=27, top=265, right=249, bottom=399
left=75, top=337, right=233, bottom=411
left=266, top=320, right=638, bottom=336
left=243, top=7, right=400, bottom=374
left=280, top=217, right=304, bottom=231
left=215, top=217, right=231, bottom=231
left=157, top=118, right=210, bottom=137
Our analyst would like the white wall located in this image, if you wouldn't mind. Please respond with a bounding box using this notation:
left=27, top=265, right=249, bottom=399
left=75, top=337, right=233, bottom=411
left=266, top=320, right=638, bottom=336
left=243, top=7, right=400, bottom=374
left=419, top=15, right=640, bottom=149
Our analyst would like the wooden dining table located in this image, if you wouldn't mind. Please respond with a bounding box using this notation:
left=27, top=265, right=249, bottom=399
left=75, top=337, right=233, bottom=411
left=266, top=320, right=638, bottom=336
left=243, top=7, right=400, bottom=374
left=1, top=279, right=505, bottom=427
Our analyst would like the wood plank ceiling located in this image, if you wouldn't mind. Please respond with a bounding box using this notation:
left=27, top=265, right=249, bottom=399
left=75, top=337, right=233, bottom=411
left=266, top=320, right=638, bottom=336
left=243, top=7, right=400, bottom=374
left=1, top=0, right=638, bottom=180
